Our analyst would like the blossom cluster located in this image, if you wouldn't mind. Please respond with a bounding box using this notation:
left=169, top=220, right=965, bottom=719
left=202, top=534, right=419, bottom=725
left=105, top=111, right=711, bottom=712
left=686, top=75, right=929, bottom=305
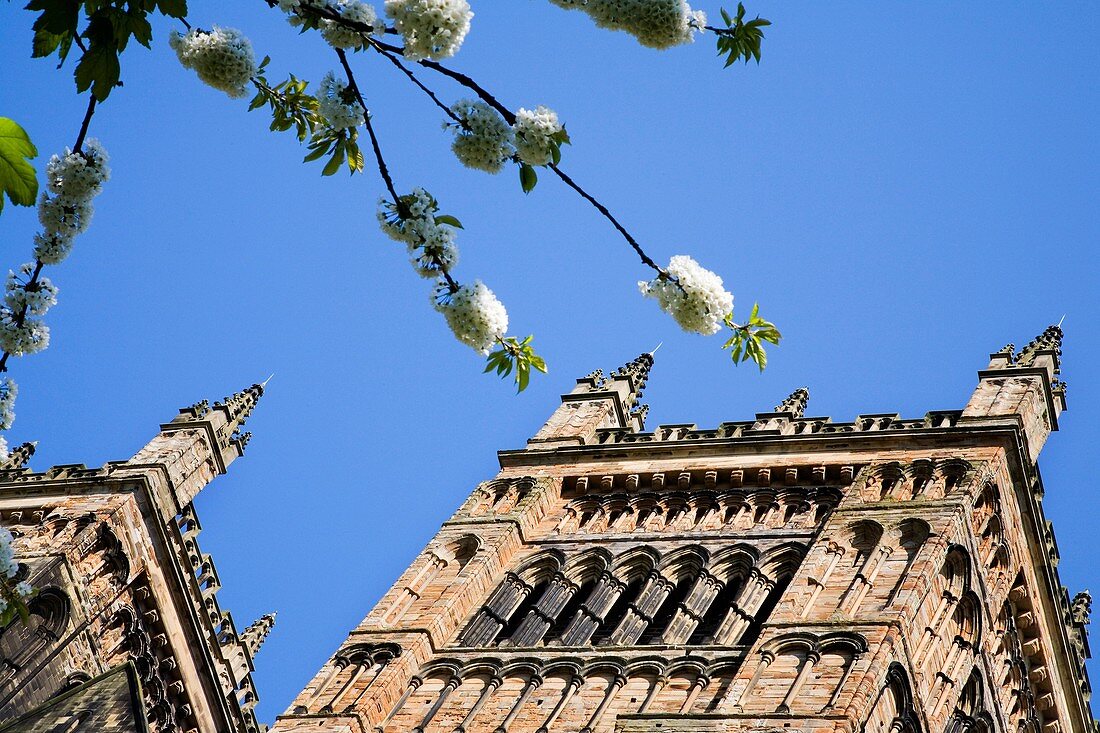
left=385, top=0, right=472, bottom=60
left=377, top=188, right=460, bottom=277
left=169, top=26, right=257, bottom=98
left=377, top=189, right=510, bottom=353
left=0, top=527, right=32, bottom=617
left=0, top=380, right=16, bottom=432
left=448, top=100, right=513, bottom=173
left=318, top=72, right=366, bottom=129
left=435, top=280, right=509, bottom=355
left=548, top=0, right=706, bottom=49
left=638, top=255, right=733, bottom=335
left=445, top=101, right=568, bottom=173
left=4, top=140, right=111, bottom=376
left=321, top=0, right=382, bottom=49
left=513, top=106, right=565, bottom=166
left=34, top=139, right=109, bottom=266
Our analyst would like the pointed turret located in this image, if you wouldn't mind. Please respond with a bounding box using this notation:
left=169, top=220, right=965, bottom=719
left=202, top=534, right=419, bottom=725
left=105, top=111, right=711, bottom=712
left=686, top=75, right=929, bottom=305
left=773, top=387, right=809, bottom=419
left=609, top=350, right=656, bottom=412
left=209, top=381, right=267, bottom=452
left=963, top=324, right=1066, bottom=462
left=1016, top=324, right=1063, bottom=369
left=127, top=379, right=269, bottom=510
left=528, top=348, right=658, bottom=447
left=0, top=441, right=36, bottom=470
left=241, top=613, right=276, bottom=658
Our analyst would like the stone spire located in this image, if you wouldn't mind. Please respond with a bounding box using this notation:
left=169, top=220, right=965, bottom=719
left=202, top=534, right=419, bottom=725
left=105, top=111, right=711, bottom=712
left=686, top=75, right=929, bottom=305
left=0, top=441, right=36, bottom=470
left=964, top=324, right=1066, bottom=462
left=1016, top=324, right=1063, bottom=369
left=609, top=350, right=656, bottom=411
left=528, top=348, right=658, bottom=447
left=127, top=378, right=270, bottom=510
left=774, top=388, right=809, bottom=418
left=241, top=613, right=276, bottom=658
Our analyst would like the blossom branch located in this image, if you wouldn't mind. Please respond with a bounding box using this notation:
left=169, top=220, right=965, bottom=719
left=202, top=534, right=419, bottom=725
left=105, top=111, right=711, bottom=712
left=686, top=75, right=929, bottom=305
left=363, top=38, right=672, bottom=280
left=368, top=41, right=461, bottom=125
left=0, top=94, right=100, bottom=376
left=334, top=48, right=460, bottom=293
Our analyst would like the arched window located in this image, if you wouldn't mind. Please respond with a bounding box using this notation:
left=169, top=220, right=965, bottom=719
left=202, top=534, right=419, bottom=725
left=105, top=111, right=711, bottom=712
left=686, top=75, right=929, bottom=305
left=639, top=576, right=694, bottom=644
left=594, top=577, right=643, bottom=645
left=689, top=575, right=744, bottom=645
left=546, top=577, right=596, bottom=642
left=494, top=578, right=550, bottom=645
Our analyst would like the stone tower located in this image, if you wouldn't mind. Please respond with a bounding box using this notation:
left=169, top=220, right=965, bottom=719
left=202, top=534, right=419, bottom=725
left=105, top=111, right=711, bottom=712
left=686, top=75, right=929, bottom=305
left=0, top=383, right=273, bottom=733
left=270, top=328, right=1093, bottom=733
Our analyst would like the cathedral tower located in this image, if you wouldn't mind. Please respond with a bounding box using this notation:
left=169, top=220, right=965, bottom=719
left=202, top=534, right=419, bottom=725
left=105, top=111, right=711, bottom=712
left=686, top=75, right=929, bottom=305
left=0, top=383, right=273, bottom=733
left=269, top=329, right=1092, bottom=733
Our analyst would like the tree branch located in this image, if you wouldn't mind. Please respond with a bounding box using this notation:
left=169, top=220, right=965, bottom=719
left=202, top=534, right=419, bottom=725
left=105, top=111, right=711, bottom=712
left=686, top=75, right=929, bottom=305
left=334, top=48, right=459, bottom=293
left=0, top=94, right=100, bottom=373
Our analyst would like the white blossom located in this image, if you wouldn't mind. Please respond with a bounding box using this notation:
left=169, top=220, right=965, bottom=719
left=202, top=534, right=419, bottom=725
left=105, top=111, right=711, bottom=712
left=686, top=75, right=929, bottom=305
left=513, top=105, right=564, bottom=166
left=0, top=308, right=50, bottom=357
left=0, top=379, right=16, bottom=431
left=14, top=581, right=31, bottom=598
left=377, top=188, right=460, bottom=277
left=169, top=26, right=256, bottom=98
left=32, top=233, right=74, bottom=266
left=448, top=100, right=514, bottom=173
left=548, top=0, right=705, bottom=49
left=435, top=280, right=508, bottom=354
left=317, top=72, right=366, bottom=130
left=384, top=0, right=472, bottom=60
left=0, top=378, right=15, bottom=431
left=321, top=0, right=382, bottom=49
left=638, top=255, right=733, bottom=335
left=45, top=138, right=110, bottom=201
left=5, top=272, right=58, bottom=317
left=38, top=193, right=93, bottom=241
left=0, top=527, right=16, bottom=578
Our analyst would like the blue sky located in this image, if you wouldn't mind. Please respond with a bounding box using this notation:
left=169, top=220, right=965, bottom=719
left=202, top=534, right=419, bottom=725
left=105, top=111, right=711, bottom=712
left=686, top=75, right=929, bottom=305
left=2, top=1, right=1098, bottom=723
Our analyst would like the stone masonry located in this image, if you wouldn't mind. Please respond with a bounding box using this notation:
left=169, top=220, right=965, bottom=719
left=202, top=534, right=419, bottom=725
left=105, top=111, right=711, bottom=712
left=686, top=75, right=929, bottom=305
left=267, top=326, right=1094, bottom=733
left=0, top=382, right=276, bottom=733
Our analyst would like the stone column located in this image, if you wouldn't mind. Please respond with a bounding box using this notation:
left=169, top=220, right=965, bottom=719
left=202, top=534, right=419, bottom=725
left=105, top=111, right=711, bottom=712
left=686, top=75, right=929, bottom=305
left=637, top=676, right=668, bottom=714
left=375, top=676, right=422, bottom=732
left=679, top=674, right=710, bottom=713
left=455, top=676, right=502, bottom=733
left=580, top=674, right=627, bottom=732
left=731, top=651, right=775, bottom=711
left=801, top=544, right=845, bottom=619
left=536, top=674, right=583, bottom=732
left=777, top=651, right=820, bottom=714
left=413, top=675, right=462, bottom=733
left=494, top=674, right=542, bottom=733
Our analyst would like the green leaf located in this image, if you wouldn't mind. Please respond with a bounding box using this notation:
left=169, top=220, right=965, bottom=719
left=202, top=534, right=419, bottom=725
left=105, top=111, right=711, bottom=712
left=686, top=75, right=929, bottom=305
left=74, top=44, right=121, bottom=100
left=434, top=214, right=463, bottom=229
left=485, top=335, right=548, bottom=392
left=519, top=163, right=537, bottom=194
left=322, top=144, right=345, bottom=176
left=152, top=0, right=188, bottom=18
left=0, top=118, right=39, bottom=215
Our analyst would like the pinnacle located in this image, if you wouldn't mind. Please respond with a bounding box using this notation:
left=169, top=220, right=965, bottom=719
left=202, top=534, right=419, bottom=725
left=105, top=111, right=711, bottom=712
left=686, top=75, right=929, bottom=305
left=774, top=387, right=810, bottom=419
left=241, top=612, right=277, bottom=658
left=1, top=441, right=37, bottom=470
left=1015, top=324, right=1063, bottom=368
left=610, top=351, right=656, bottom=410
left=216, top=380, right=267, bottom=427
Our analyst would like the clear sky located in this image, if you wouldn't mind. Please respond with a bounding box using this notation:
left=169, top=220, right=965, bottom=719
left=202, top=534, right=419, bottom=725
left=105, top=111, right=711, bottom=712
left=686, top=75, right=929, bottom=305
left=2, top=1, right=1098, bottom=723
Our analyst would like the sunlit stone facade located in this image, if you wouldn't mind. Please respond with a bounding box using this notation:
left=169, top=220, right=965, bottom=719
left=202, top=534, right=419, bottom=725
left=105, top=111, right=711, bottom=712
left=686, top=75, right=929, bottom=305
left=270, top=328, right=1094, bottom=733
